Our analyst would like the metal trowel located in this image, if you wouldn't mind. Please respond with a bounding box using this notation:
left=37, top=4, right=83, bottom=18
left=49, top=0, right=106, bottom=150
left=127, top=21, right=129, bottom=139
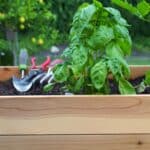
left=12, top=48, right=29, bottom=92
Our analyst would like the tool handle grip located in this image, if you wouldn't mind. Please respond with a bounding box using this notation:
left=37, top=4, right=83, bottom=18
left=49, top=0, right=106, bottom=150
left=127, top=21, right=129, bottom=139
left=31, top=57, right=37, bottom=69
left=41, top=56, right=51, bottom=71
left=50, top=59, right=63, bottom=69
left=19, top=49, right=28, bottom=70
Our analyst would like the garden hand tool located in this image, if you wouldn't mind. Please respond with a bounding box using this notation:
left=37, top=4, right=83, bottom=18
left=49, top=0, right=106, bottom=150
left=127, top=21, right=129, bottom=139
left=13, top=56, right=50, bottom=92
left=40, top=59, right=63, bottom=85
left=42, top=59, right=63, bottom=92
left=31, top=56, right=51, bottom=84
left=19, top=48, right=29, bottom=78
left=12, top=49, right=29, bottom=91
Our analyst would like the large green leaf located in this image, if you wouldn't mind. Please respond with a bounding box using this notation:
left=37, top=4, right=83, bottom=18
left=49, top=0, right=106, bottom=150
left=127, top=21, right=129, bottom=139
left=70, top=4, right=97, bottom=37
left=87, top=25, right=114, bottom=49
left=54, top=64, right=69, bottom=83
left=106, top=42, right=130, bottom=78
left=72, top=45, right=88, bottom=67
left=74, top=75, right=85, bottom=92
left=70, top=65, right=82, bottom=77
left=114, top=24, right=132, bottom=55
left=91, top=60, right=107, bottom=90
left=112, top=0, right=150, bottom=20
left=137, top=0, right=150, bottom=17
left=111, top=0, right=142, bottom=18
left=117, top=38, right=132, bottom=56
left=119, top=77, right=136, bottom=95
left=107, top=59, right=122, bottom=78
left=105, top=7, right=129, bottom=26
left=114, top=24, right=130, bottom=39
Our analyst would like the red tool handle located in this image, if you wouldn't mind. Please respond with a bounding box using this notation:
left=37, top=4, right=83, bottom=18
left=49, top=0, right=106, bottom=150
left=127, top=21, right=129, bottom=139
left=31, top=57, right=37, bottom=69
left=50, top=59, right=63, bottom=69
left=41, top=56, right=51, bottom=71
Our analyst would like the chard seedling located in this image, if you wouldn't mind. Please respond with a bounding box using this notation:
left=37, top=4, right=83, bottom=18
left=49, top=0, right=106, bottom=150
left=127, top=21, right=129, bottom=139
left=137, top=71, right=150, bottom=93
left=54, top=0, right=136, bottom=94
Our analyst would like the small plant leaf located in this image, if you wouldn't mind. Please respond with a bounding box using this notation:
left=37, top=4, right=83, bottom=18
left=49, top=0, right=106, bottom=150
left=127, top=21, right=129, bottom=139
left=54, top=64, right=69, bottom=83
left=74, top=75, right=85, bottom=93
left=119, top=77, right=136, bottom=95
left=144, top=70, right=150, bottom=85
left=91, top=60, right=107, bottom=90
left=43, top=83, right=54, bottom=93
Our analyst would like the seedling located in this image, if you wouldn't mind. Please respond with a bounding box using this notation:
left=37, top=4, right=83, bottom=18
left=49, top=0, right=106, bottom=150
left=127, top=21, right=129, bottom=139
left=136, top=71, right=150, bottom=93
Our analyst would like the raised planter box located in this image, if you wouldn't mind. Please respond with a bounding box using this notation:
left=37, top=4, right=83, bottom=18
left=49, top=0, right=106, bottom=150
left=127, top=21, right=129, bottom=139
left=0, top=66, right=150, bottom=150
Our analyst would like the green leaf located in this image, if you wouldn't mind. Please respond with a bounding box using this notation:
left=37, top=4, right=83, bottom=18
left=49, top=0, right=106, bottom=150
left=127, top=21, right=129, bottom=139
left=137, top=0, right=150, bottom=17
left=107, top=59, right=122, bottom=77
left=106, top=42, right=130, bottom=78
left=43, top=83, right=54, bottom=93
left=91, top=60, right=107, bottom=90
left=74, top=75, right=85, bottom=92
left=114, top=25, right=132, bottom=56
left=70, top=65, right=82, bottom=77
left=71, top=4, right=97, bottom=37
left=111, top=0, right=142, bottom=18
left=119, top=77, right=136, bottom=95
left=144, top=70, right=150, bottom=85
left=72, top=45, right=88, bottom=67
left=87, top=25, right=114, bottom=49
left=54, top=64, right=69, bottom=83
left=117, top=38, right=132, bottom=56
left=105, top=7, right=129, bottom=26
left=114, top=24, right=130, bottom=39
left=93, top=0, right=103, bottom=8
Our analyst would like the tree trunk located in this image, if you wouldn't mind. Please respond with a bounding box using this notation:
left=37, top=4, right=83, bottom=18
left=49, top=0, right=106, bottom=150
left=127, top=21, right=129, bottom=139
left=6, top=28, right=19, bottom=66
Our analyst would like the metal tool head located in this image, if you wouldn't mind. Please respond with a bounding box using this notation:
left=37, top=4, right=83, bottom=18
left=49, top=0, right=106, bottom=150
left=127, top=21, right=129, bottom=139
left=12, top=70, right=40, bottom=92
left=12, top=76, right=33, bottom=92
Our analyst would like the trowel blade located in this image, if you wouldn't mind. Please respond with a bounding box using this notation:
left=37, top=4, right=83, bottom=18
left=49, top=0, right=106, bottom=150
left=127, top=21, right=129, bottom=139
left=12, top=76, right=33, bottom=92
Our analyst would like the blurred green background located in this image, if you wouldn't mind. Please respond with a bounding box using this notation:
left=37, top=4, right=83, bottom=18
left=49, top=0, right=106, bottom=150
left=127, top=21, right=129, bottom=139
left=0, top=0, right=149, bottom=66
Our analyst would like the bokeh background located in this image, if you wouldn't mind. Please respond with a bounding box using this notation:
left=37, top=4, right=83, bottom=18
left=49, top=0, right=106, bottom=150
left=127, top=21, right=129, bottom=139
left=0, top=0, right=149, bottom=66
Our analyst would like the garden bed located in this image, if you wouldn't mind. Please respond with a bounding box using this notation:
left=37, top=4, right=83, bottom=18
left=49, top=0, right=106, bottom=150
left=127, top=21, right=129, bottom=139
left=0, top=66, right=150, bottom=149
left=0, top=66, right=150, bottom=95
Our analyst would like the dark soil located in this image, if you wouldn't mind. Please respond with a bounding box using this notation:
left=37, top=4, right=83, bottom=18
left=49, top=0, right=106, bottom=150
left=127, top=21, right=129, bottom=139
left=0, top=80, right=65, bottom=95
left=0, top=76, right=149, bottom=95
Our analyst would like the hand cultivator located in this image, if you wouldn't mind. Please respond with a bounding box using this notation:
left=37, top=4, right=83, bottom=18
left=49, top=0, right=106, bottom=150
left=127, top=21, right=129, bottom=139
left=12, top=50, right=63, bottom=93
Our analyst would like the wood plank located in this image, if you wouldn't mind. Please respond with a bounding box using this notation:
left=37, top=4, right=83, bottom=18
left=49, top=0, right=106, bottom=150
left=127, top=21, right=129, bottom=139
left=0, top=96, right=149, bottom=134
left=0, top=67, right=19, bottom=81
left=0, top=134, right=150, bottom=150
left=0, top=66, right=150, bottom=81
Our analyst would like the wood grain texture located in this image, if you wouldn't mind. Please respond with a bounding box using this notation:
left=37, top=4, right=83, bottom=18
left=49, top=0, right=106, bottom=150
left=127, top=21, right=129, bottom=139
left=0, top=96, right=149, bottom=134
left=0, top=65, right=150, bottom=81
left=0, top=65, right=150, bottom=150
left=0, top=134, right=150, bottom=150
left=0, top=66, right=19, bottom=81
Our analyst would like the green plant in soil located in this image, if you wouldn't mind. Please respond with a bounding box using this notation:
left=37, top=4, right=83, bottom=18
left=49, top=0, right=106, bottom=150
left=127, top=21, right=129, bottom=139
left=137, top=71, right=150, bottom=93
left=112, top=0, right=150, bottom=93
left=53, top=0, right=136, bottom=95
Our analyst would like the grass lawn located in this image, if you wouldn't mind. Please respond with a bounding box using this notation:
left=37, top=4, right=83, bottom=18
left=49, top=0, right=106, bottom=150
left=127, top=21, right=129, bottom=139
left=127, top=56, right=150, bottom=65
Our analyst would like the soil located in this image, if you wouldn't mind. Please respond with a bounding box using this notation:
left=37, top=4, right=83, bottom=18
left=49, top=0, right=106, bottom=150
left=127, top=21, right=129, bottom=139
left=0, top=76, right=149, bottom=95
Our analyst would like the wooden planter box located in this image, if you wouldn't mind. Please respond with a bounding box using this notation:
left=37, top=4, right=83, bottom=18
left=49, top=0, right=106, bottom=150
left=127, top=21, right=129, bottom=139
left=0, top=66, right=150, bottom=150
